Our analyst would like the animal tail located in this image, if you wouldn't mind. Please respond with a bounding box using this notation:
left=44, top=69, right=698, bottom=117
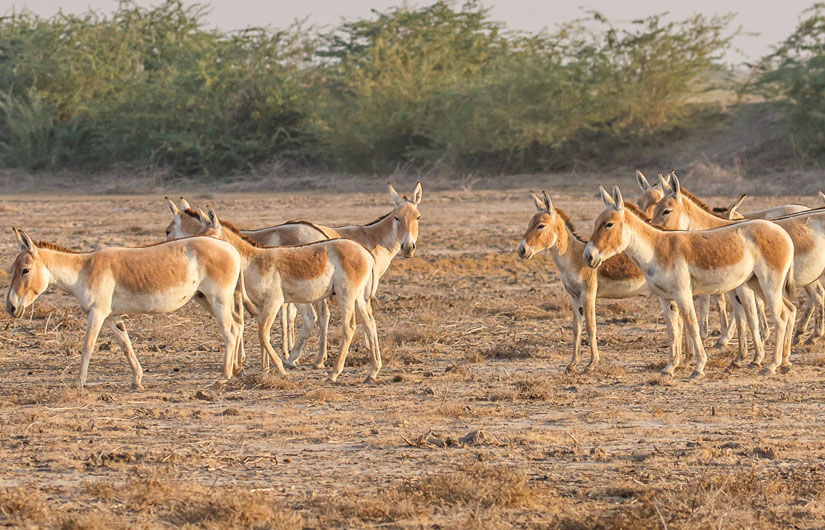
left=784, top=259, right=796, bottom=302
left=236, top=267, right=258, bottom=317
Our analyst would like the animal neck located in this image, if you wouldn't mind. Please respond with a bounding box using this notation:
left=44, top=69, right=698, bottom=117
left=39, top=249, right=86, bottom=294
left=619, top=210, right=660, bottom=271
left=681, top=196, right=730, bottom=230
left=338, top=212, right=401, bottom=273
left=218, top=226, right=258, bottom=261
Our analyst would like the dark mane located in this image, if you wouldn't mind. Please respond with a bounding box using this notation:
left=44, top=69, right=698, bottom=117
left=35, top=240, right=86, bottom=253
left=623, top=201, right=652, bottom=222
left=362, top=212, right=391, bottom=227
left=553, top=208, right=587, bottom=243
left=282, top=220, right=333, bottom=239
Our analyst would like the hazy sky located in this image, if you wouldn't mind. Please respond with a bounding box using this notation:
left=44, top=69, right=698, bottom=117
left=3, top=0, right=817, bottom=62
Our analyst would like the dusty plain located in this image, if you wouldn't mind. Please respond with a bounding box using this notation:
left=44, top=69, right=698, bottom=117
left=0, top=181, right=824, bottom=529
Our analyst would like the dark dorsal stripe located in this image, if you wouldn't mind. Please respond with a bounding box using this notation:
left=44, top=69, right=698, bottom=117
left=553, top=208, right=587, bottom=243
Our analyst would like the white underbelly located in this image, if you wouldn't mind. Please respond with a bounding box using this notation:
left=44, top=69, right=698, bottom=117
left=596, top=277, right=646, bottom=299
left=111, top=284, right=198, bottom=314
left=689, top=263, right=751, bottom=295
left=282, top=275, right=335, bottom=304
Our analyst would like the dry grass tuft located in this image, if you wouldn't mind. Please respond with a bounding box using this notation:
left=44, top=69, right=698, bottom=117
left=304, top=388, right=342, bottom=402
left=481, top=339, right=549, bottom=360
left=229, top=372, right=297, bottom=391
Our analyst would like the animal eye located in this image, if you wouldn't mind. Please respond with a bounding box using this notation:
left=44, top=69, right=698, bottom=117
left=663, top=209, right=672, bottom=216
left=394, top=216, right=399, bottom=221
left=416, top=215, right=421, bottom=220
left=537, top=224, right=546, bottom=230
left=605, top=222, right=614, bottom=229
left=22, top=268, right=30, bottom=275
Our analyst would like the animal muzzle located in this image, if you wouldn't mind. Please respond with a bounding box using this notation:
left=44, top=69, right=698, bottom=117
left=6, top=299, right=23, bottom=319
left=583, top=244, right=602, bottom=269
left=402, top=241, right=416, bottom=258
left=517, top=242, right=533, bottom=260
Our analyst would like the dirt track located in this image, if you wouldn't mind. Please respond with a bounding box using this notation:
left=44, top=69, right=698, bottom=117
left=1, top=184, right=824, bottom=529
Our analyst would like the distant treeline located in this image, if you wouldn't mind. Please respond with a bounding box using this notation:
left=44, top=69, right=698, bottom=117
left=0, top=0, right=818, bottom=176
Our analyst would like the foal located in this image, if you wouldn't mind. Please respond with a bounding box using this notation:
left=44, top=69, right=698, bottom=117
left=6, top=229, right=243, bottom=389
left=585, top=185, right=795, bottom=378
left=517, top=192, right=675, bottom=373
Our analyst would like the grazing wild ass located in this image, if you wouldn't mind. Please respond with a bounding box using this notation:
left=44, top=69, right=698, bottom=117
left=6, top=228, right=244, bottom=389
left=167, top=205, right=383, bottom=383
left=517, top=192, right=686, bottom=373
left=237, top=181, right=422, bottom=368
left=584, top=185, right=796, bottom=378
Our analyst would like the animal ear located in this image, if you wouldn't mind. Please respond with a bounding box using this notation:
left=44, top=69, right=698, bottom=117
left=165, top=196, right=180, bottom=216
left=657, top=172, right=672, bottom=193
left=179, top=197, right=192, bottom=211
left=671, top=173, right=682, bottom=198
left=195, top=206, right=210, bottom=225
left=412, top=181, right=422, bottom=205
left=818, top=190, right=825, bottom=206
left=727, top=194, right=747, bottom=219
left=388, top=182, right=404, bottom=207
left=612, top=185, right=625, bottom=211
left=542, top=191, right=555, bottom=215
left=13, top=227, right=37, bottom=255
left=206, top=205, right=222, bottom=231
left=635, top=170, right=650, bottom=191
left=531, top=191, right=546, bottom=212
left=599, top=185, right=615, bottom=208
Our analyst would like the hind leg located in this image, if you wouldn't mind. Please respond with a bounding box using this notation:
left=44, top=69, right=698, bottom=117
left=106, top=316, right=144, bottom=390
left=566, top=294, right=584, bottom=374
left=208, top=298, right=239, bottom=383
left=355, top=296, right=381, bottom=382
left=781, top=296, right=797, bottom=371
left=329, top=300, right=357, bottom=383
left=737, top=287, right=765, bottom=367
left=697, top=295, right=710, bottom=340
left=285, top=303, right=317, bottom=368
left=258, top=299, right=288, bottom=376
left=728, top=293, right=749, bottom=370
left=313, top=299, right=330, bottom=369
left=660, top=299, right=683, bottom=377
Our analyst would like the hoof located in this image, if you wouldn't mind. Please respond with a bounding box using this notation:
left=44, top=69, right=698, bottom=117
left=565, top=365, right=577, bottom=374
left=779, top=364, right=792, bottom=374
left=363, top=374, right=378, bottom=384
left=761, top=365, right=778, bottom=376
left=714, top=339, right=730, bottom=349
left=284, top=361, right=297, bottom=370
left=726, top=361, right=742, bottom=372
left=583, top=364, right=597, bottom=374
left=314, top=363, right=325, bottom=370
left=131, top=382, right=145, bottom=391
left=328, top=373, right=340, bottom=383
left=748, top=362, right=762, bottom=370
left=214, top=378, right=229, bottom=386
left=660, top=368, right=675, bottom=378
left=688, top=371, right=705, bottom=381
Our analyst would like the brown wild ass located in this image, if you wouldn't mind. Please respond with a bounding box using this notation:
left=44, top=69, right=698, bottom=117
left=652, top=180, right=825, bottom=351
left=585, top=185, right=796, bottom=378
left=238, top=182, right=422, bottom=369
left=167, top=205, right=382, bottom=383
left=5, top=228, right=244, bottom=389
left=517, top=192, right=677, bottom=372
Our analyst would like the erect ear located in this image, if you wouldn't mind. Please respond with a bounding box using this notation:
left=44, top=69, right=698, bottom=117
left=195, top=206, right=210, bottom=225
left=818, top=190, right=825, bottom=206
left=13, top=227, right=37, bottom=255
left=388, top=182, right=404, bottom=207
left=206, top=205, right=222, bottom=231
left=635, top=170, right=650, bottom=191
left=530, top=191, right=546, bottom=212
left=726, top=194, right=747, bottom=219
left=612, top=185, right=625, bottom=211
left=657, top=172, right=672, bottom=193
left=599, top=185, right=615, bottom=208
left=179, top=196, right=192, bottom=211
left=411, top=181, right=422, bottom=205
left=671, top=173, right=682, bottom=199
left=542, top=191, right=555, bottom=215
left=165, top=196, right=180, bottom=216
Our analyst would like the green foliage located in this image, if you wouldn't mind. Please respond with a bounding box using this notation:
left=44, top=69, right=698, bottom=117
left=0, top=0, right=736, bottom=175
left=756, top=3, right=825, bottom=162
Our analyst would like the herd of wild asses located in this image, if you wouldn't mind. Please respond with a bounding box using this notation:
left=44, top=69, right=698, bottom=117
left=6, top=175, right=825, bottom=389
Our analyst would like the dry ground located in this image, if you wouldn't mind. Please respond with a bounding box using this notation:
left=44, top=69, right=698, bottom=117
left=1, top=182, right=824, bottom=529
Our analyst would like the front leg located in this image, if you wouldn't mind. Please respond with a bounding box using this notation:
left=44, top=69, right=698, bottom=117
left=76, top=310, right=109, bottom=389
left=696, top=295, right=710, bottom=340
left=566, top=294, right=583, bottom=374
left=258, top=299, right=288, bottom=376
left=582, top=282, right=600, bottom=373
left=673, top=292, right=707, bottom=379
left=659, top=298, right=682, bottom=377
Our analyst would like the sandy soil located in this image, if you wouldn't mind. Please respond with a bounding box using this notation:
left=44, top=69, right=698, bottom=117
left=0, top=183, right=824, bottom=529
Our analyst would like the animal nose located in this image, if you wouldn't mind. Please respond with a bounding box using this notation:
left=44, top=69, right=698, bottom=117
left=517, top=244, right=525, bottom=258
left=6, top=301, right=16, bottom=317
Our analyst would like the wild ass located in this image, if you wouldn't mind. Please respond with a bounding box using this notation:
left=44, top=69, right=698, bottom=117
left=517, top=192, right=679, bottom=373
left=635, top=170, right=730, bottom=341
left=652, top=179, right=825, bottom=349
left=167, top=205, right=382, bottom=383
left=5, top=228, right=244, bottom=389
left=713, top=194, right=810, bottom=220
left=584, top=185, right=796, bottom=378
left=238, top=182, right=422, bottom=368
